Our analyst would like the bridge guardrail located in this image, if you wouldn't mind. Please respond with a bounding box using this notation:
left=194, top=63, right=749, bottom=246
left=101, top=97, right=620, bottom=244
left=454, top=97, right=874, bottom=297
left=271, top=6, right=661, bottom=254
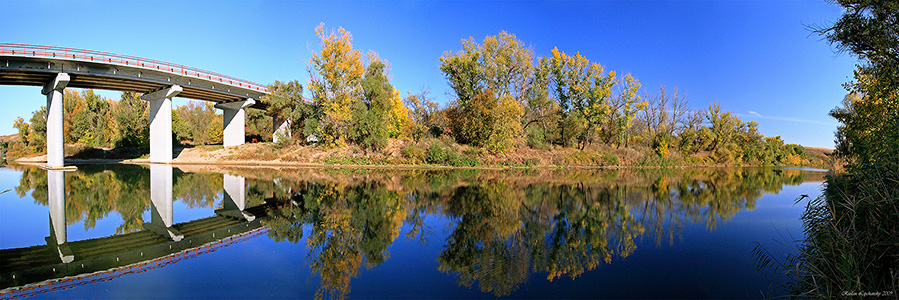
left=0, top=43, right=269, bottom=94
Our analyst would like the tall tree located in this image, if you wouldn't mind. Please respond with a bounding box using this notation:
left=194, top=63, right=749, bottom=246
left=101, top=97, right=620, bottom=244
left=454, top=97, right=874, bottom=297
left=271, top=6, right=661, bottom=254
left=351, top=53, right=393, bottom=150
left=308, top=22, right=364, bottom=146
left=539, top=47, right=616, bottom=149
left=440, top=31, right=533, bottom=151
left=616, top=74, right=644, bottom=148
left=819, top=0, right=899, bottom=167
left=113, top=91, right=149, bottom=148
left=263, top=80, right=309, bottom=143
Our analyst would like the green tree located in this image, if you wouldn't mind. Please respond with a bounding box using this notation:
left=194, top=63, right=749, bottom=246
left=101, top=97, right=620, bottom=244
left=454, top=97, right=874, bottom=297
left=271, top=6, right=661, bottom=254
left=820, top=0, right=898, bottom=167
left=173, top=100, right=221, bottom=145
left=262, top=80, right=308, bottom=143
left=27, top=106, right=47, bottom=152
left=539, top=47, right=616, bottom=148
left=440, top=31, right=534, bottom=150
left=350, top=53, right=395, bottom=151
left=113, top=91, right=149, bottom=148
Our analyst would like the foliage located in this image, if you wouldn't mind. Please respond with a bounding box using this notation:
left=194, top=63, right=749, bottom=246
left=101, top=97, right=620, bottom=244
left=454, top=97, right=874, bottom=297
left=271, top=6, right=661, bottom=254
left=616, top=74, right=645, bottom=148
left=403, top=89, right=442, bottom=140
left=538, top=47, right=616, bottom=149
left=63, top=90, right=115, bottom=146
left=427, top=142, right=459, bottom=165
left=172, top=100, right=222, bottom=145
left=113, top=91, right=149, bottom=149
left=348, top=54, right=410, bottom=151
left=308, top=22, right=365, bottom=146
left=485, top=95, right=524, bottom=154
left=753, top=2, right=899, bottom=297
left=245, top=108, right=273, bottom=143
left=262, top=80, right=308, bottom=144
left=440, top=31, right=533, bottom=152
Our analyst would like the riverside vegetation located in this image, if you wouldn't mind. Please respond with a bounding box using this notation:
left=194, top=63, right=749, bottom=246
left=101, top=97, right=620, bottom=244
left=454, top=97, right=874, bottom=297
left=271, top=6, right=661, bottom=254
left=2, top=23, right=831, bottom=169
left=751, top=0, right=898, bottom=297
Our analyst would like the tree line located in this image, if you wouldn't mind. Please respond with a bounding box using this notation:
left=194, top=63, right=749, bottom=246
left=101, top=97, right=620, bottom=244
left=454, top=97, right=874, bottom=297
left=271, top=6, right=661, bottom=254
left=3, top=22, right=817, bottom=168
left=263, top=23, right=815, bottom=166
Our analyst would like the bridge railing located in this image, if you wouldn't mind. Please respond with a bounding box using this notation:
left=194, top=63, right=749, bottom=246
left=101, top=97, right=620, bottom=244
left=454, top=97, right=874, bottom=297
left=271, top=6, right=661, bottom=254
left=0, top=43, right=269, bottom=93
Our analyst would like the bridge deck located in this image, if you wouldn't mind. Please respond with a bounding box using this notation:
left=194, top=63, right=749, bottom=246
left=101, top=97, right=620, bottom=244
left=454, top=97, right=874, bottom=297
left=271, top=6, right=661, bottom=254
left=0, top=43, right=269, bottom=110
left=0, top=204, right=272, bottom=289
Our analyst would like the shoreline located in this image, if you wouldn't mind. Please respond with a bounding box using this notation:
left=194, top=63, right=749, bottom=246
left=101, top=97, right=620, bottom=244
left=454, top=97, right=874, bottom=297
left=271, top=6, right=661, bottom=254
left=5, top=142, right=833, bottom=173
left=9, top=156, right=828, bottom=173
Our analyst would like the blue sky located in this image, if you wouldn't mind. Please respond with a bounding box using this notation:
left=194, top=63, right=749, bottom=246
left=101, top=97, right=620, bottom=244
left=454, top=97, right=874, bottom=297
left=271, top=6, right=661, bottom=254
left=0, top=0, right=855, bottom=148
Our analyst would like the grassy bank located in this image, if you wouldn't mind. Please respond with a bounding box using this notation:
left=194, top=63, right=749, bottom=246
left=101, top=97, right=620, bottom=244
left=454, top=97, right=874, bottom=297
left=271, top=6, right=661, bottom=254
left=103, top=138, right=832, bottom=169
left=5, top=138, right=835, bottom=169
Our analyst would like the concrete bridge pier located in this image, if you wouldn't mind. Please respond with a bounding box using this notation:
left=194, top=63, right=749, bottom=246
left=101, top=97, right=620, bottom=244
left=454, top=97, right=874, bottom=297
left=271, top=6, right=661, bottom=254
left=216, top=99, right=255, bottom=147
left=142, top=86, right=182, bottom=163
left=46, top=170, right=74, bottom=263
left=145, top=165, right=183, bottom=241
left=272, top=116, right=291, bottom=143
left=41, top=73, right=69, bottom=168
left=216, top=174, right=255, bottom=221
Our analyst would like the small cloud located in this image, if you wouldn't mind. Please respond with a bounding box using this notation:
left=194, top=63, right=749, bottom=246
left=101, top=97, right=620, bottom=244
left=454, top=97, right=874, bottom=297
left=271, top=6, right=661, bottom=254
left=741, top=111, right=838, bottom=126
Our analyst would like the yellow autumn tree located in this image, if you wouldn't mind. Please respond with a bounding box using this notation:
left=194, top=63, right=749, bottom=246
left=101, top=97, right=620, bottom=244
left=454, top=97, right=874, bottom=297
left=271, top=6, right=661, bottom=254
left=539, top=47, right=616, bottom=148
left=308, top=22, right=364, bottom=146
left=617, top=74, right=646, bottom=148
left=386, top=87, right=412, bottom=139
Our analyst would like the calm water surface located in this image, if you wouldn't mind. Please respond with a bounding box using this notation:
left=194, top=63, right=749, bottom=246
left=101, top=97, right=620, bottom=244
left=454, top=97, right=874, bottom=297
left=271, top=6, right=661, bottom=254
left=0, top=164, right=824, bottom=299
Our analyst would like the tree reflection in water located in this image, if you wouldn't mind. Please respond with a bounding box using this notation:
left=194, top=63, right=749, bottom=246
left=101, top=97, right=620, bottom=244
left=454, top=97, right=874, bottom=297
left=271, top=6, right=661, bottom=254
left=13, top=165, right=226, bottom=235
left=260, top=167, right=812, bottom=298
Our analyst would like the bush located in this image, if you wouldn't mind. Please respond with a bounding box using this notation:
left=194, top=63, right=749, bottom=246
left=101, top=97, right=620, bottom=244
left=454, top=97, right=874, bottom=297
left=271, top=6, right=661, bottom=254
left=557, top=149, right=618, bottom=166
left=401, top=143, right=426, bottom=163
left=427, top=143, right=458, bottom=165
left=526, top=125, right=550, bottom=150
left=652, top=132, right=672, bottom=159
left=458, top=147, right=484, bottom=167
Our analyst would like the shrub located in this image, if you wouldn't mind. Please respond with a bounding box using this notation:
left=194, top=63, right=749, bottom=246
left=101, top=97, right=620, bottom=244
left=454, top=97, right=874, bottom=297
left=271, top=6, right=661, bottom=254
left=401, top=143, right=426, bottom=163
left=426, top=143, right=460, bottom=165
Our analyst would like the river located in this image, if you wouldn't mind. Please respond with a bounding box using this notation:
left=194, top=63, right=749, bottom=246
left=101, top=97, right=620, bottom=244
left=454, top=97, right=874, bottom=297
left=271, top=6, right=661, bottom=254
left=0, top=164, right=824, bottom=299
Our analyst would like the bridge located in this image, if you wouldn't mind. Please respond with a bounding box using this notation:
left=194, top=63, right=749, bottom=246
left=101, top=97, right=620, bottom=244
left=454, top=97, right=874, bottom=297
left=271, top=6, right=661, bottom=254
left=0, top=43, right=291, bottom=166
left=0, top=168, right=280, bottom=295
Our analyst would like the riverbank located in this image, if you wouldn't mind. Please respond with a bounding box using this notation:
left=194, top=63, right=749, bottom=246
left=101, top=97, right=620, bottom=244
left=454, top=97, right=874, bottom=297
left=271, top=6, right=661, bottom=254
left=9, top=140, right=835, bottom=172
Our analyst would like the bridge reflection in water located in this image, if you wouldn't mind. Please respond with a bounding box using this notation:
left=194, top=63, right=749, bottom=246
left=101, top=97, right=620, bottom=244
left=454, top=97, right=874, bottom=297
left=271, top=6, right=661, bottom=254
left=0, top=167, right=270, bottom=297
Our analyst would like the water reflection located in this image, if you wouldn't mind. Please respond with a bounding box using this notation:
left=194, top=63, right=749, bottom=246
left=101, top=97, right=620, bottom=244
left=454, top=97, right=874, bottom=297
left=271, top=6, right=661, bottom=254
left=1, top=165, right=266, bottom=293
left=145, top=165, right=182, bottom=241
left=218, top=174, right=256, bottom=221
left=259, top=167, right=815, bottom=298
left=47, top=170, right=73, bottom=263
left=2, top=166, right=819, bottom=298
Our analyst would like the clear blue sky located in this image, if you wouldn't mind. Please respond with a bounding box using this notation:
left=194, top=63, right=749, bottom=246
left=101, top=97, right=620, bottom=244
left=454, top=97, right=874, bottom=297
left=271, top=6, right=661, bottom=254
left=0, top=0, right=856, bottom=148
